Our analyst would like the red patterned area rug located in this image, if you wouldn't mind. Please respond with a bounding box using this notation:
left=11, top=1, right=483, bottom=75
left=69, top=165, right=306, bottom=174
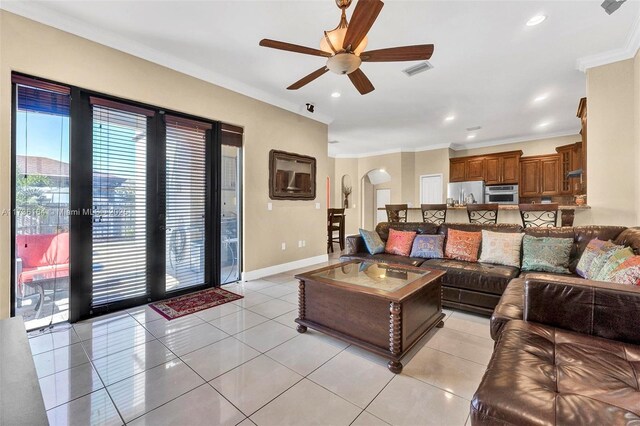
left=149, top=287, right=243, bottom=320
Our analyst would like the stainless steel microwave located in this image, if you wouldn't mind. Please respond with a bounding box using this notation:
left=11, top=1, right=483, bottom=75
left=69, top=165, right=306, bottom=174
left=484, top=185, right=519, bottom=204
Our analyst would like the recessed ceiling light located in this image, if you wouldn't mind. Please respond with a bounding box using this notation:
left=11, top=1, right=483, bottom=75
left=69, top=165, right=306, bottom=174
left=526, top=15, right=547, bottom=26
left=445, top=115, right=455, bottom=122
left=467, top=134, right=476, bottom=140
left=331, top=92, right=341, bottom=98
left=534, top=94, right=549, bottom=102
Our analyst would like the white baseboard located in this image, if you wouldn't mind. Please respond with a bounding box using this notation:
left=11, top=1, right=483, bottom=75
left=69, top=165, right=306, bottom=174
left=242, top=254, right=329, bottom=282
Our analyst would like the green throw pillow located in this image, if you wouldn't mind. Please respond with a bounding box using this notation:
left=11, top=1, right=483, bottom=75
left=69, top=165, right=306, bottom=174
left=521, top=235, right=573, bottom=274
left=359, top=228, right=385, bottom=255
left=594, top=246, right=634, bottom=281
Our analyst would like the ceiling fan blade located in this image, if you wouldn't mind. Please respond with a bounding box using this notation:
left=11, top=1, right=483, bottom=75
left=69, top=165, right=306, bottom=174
left=361, top=44, right=434, bottom=62
left=342, top=0, right=384, bottom=51
left=287, top=67, right=329, bottom=90
left=260, top=39, right=332, bottom=57
left=348, top=68, right=375, bottom=95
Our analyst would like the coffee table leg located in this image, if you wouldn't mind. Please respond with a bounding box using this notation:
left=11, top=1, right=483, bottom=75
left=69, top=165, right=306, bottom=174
left=388, top=302, right=402, bottom=374
left=388, top=360, right=403, bottom=374
left=436, top=320, right=445, bottom=328
left=297, top=325, right=307, bottom=333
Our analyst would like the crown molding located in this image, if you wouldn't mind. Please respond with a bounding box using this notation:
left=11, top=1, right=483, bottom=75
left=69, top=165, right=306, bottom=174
left=0, top=3, right=334, bottom=125
left=329, top=143, right=452, bottom=159
left=577, top=15, right=640, bottom=72
left=449, top=130, right=580, bottom=151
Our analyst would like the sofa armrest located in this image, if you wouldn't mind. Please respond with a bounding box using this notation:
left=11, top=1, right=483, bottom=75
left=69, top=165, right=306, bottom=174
left=524, top=277, right=640, bottom=345
left=490, top=278, right=524, bottom=341
left=344, top=234, right=367, bottom=255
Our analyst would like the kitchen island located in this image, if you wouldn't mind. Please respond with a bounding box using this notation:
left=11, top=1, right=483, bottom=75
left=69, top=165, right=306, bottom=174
left=378, top=204, right=590, bottom=226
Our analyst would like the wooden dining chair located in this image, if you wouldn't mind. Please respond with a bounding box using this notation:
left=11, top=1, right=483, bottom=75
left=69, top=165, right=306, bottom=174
left=385, top=204, right=408, bottom=223
left=420, top=204, right=447, bottom=225
left=519, top=203, right=559, bottom=228
left=327, top=208, right=345, bottom=253
left=466, top=204, right=499, bottom=224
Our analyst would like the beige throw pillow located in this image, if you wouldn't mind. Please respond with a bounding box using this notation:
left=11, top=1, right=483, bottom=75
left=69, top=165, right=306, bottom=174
left=479, top=230, right=524, bottom=268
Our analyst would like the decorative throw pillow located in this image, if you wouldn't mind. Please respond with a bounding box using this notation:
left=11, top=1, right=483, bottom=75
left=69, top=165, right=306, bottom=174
left=521, top=236, right=573, bottom=274
left=478, top=231, right=524, bottom=268
left=359, top=228, right=384, bottom=255
left=410, top=234, right=445, bottom=259
left=594, top=247, right=634, bottom=282
left=445, top=229, right=482, bottom=262
left=385, top=229, right=417, bottom=257
left=576, top=239, right=616, bottom=278
left=609, top=256, right=640, bottom=286
left=587, top=243, right=623, bottom=280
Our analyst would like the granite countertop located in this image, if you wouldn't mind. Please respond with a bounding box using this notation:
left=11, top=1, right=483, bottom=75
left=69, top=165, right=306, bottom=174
left=378, top=205, right=591, bottom=210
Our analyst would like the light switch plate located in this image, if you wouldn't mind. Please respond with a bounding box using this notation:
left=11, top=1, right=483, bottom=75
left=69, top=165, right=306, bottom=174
left=315, top=203, right=320, bottom=209
left=268, top=202, right=273, bottom=211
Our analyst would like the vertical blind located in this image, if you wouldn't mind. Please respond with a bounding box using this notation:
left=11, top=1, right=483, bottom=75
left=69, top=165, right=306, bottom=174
left=165, top=115, right=210, bottom=291
left=91, top=103, right=150, bottom=307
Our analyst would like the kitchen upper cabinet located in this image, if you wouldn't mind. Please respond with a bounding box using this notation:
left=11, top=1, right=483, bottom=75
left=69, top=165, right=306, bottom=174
left=465, top=158, right=485, bottom=181
left=501, top=153, right=520, bottom=184
left=449, top=151, right=522, bottom=184
left=484, top=157, right=501, bottom=185
left=519, top=159, right=540, bottom=197
left=556, top=142, right=582, bottom=195
left=540, top=156, right=559, bottom=195
left=519, top=155, right=560, bottom=197
left=450, top=159, right=466, bottom=182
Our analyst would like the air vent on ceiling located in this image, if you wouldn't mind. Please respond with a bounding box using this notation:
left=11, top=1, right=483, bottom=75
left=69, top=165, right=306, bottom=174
left=328, top=140, right=340, bottom=144
left=402, top=61, right=433, bottom=77
left=466, top=126, right=482, bottom=131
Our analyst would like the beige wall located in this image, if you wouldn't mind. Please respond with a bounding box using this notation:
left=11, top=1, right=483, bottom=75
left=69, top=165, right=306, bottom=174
left=452, top=134, right=580, bottom=158
left=0, top=12, right=329, bottom=318
left=585, top=57, right=636, bottom=226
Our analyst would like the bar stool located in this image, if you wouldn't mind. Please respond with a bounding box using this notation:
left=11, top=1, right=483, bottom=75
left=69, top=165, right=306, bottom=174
left=385, top=204, right=408, bottom=223
left=327, top=208, right=345, bottom=253
left=466, top=204, right=499, bottom=224
left=519, top=203, right=558, bottom=228
left=420, top=204, right=447, bottom=225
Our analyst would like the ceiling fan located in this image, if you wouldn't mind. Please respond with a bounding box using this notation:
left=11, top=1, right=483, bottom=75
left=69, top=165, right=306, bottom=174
left=259, top=0, right=434, bottom=95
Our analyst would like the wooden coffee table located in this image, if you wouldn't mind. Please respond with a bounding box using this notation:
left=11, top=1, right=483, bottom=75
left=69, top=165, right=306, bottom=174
left=294, top=260, right=445, bottom=373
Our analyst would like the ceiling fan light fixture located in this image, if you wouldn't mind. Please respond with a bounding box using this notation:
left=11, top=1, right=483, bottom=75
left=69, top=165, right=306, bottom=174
left=320, top=28, right=368, bottom=55
left=327, top=53, right=362, bottom=75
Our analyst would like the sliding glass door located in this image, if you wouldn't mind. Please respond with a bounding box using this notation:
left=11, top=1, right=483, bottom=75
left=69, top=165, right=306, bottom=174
left=91, top=102, right=150, bottom=308
left=164, top=116, right=210, bottom=291
left=12, top=73, right=243, bottom=327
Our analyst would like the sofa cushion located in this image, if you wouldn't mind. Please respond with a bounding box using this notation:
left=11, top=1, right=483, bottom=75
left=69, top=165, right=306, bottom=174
left=445, top=229, right=482, bottom=262
left=489, top=278, right=524, bottom=341
left=43, top=232, right=69, bottom=266
left=340, top=253, right=425, bottom=267
left=613, top=226, right=640, bottom=254
left=610, top=255, right=640, bottom=286
left=384, top=229, right=416, bottom=256
left=375, top=222, right=439, bottom=241
left=410, top=234, right=444, bottom=259
left=479, top=230, right=524, bottom=268
left=521, top=235, right=573, bottom=274
left=422, top=258, right=519, bottom=295
left=595, top=247, right=634, bottom=281
left=471, top=320, right=640, bottom=426
left=359, top=228, right=385, bottom=255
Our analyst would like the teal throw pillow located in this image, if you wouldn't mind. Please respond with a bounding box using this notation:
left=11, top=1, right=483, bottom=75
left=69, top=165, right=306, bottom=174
left=521, top=235, right=573, bottom=274
left=359, top=228, right=385, bottom=255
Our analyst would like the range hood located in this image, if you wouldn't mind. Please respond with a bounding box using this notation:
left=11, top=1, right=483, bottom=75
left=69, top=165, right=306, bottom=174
left=567, top=169, right=583, bottom=178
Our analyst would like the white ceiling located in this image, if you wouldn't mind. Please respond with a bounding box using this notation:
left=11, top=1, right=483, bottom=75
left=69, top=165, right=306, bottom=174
left=4, top=1, right=639, bottom=157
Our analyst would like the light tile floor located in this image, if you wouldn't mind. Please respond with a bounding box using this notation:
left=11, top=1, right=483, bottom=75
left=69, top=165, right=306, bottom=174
left=29, top=261, right=492, bottom=426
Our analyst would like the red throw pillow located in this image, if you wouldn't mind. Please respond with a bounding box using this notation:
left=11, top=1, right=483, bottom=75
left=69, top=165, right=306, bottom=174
left=385, top=229, right=417, bottom=257
left=445, top=229, right=482, bottom=262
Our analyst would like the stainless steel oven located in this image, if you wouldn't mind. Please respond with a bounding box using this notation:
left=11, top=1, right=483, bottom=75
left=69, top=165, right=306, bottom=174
left=484, top=185, right=519, bottom=204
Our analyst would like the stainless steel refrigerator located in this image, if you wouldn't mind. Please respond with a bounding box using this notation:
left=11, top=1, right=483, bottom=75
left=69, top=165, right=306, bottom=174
left=447, top=181, right=485, bottom=204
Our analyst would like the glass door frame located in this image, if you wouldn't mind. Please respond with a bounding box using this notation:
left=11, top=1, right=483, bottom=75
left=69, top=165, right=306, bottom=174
left=10, top=73, right=226, bottom=325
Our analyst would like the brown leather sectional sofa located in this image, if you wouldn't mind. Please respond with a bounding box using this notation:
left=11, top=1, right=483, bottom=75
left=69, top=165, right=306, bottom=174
left=342, top=222, right=636, bottom=315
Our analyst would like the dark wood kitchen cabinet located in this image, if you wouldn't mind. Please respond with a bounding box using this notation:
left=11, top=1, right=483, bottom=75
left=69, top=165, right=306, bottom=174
left=450, top=159, right=466, bottom=182
left=465, top=158, right=485, bottom=181
left=556, top=142, right=582, bottom=195
left=519, top=154, right=560, bottom=197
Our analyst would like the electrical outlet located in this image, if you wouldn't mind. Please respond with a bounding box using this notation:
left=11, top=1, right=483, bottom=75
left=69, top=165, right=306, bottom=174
left=302, top=240, right=306, bottom=247
left=281, top=242, right=286, bottom=250
left=268, top=203, right=273, bottom=211
left=315, top=203, right=320, bottom=209
left=298, top=240, right=302, bottom=248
